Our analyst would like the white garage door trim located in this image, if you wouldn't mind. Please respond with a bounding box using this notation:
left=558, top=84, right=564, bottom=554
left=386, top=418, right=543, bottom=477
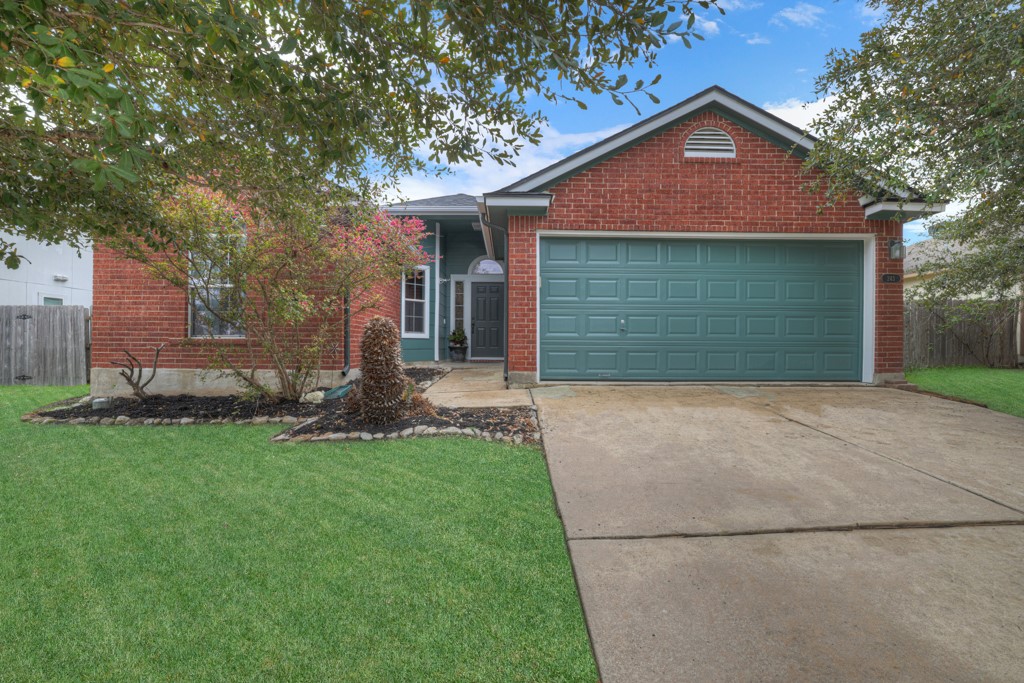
left=534, top=231, right=876, bottom=383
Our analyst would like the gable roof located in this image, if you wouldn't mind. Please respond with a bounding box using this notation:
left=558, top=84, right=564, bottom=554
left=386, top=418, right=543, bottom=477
left=499, top=85, right=816, bottom=193
left=905, top=238, right=971, bottom=276
left=388, top=193, right=478, bottom=215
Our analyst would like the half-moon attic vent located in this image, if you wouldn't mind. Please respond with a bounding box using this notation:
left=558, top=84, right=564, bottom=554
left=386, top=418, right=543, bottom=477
left=684, top=127, right=736, bottom=158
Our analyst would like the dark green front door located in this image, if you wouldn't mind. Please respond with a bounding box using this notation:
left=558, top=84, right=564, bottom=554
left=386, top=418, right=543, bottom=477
left=538, top=238, right=863, bottom=381
left=471, top=282, right=505, bottom=358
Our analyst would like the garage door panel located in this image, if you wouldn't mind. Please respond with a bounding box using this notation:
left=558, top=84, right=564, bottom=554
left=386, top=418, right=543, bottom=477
left=539, top=238, right=864, bottom=381
left=540, top=343, right=860, bottom=380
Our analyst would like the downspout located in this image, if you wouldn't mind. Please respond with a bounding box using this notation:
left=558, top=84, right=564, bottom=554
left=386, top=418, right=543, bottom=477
left=503, top=226, right=509, bottom=382
left=342, top=294, right=351, bottom=376
left=482, top=218, right=510, bottom=382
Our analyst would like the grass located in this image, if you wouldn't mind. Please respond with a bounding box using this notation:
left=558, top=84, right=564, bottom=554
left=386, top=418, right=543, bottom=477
left=907, top=366, right=1024, bottom=419
left=0, top=386, right=596, bottom=682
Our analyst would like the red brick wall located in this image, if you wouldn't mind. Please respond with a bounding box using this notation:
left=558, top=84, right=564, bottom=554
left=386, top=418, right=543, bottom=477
left=506, top=111, right=905, bottom=378
left=92, top=245, right=401, bottom=373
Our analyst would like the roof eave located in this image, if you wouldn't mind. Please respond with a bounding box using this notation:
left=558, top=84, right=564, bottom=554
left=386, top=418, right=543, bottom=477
left=863, top=201, right=947, bottom=222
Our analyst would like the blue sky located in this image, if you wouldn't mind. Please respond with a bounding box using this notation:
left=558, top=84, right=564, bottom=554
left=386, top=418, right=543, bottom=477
left=395, top=0, right=939, bottom=243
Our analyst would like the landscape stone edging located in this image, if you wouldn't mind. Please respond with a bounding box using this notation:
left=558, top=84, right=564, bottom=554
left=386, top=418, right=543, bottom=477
left=273, top=424, right=541, bottom=445
left=20, top=402, right=543, bottom=445
left=20, top=413, right=307, bottom=427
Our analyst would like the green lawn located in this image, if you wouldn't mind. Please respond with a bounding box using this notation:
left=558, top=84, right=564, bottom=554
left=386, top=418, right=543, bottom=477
left=907, top=366, right=1024, bottom=419
left=0, top=386, right=595, bottom=682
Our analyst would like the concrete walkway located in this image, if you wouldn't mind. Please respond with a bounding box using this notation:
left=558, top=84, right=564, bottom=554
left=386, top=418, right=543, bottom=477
left=534, top=385, right=1024, bottom=682
left=420, top=363, right=533, bottom=408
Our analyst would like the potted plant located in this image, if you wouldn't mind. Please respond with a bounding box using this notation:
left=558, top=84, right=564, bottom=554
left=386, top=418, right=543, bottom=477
left=448, top=327, right=468, bottom=362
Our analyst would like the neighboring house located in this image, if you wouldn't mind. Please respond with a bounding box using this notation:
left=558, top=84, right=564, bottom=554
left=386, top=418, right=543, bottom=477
left=0, top=233, right=92, bottom=307
left=904, top=238, right=1024, bottom=362
left=91, top=85, right=942, bottom=395
left=902, top=238, right=972, bottom=290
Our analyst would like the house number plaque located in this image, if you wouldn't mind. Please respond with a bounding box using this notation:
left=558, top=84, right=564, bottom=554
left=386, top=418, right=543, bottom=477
left=880, top=274, right=902, bottom=283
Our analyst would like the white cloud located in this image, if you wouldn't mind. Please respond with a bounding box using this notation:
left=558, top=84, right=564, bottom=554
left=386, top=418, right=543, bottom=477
left=389, top=122, right=628, bottom=201
left=859, top=2, right=886, bottom=25
left=771, top=3, right=826, bottom=28
left=716, top=0, right=763, bottom=10
left=762, top=96, right=836, bottom=134
left=695, top=16, right=720, bottom=36
left=745, top=32, right=771, bottom=45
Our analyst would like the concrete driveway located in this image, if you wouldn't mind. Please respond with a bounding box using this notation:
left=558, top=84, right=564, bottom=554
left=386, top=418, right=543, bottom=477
left=533, top=386, right=1024, bottom=682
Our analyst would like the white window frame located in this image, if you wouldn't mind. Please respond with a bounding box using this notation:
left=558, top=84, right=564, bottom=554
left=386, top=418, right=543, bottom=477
left=187, top=249, right=245, bottom=339
left=401, top=265, right=431, bottom=339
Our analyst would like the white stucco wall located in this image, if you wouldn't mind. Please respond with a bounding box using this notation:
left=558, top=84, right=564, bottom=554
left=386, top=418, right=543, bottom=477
left=0, top=233, right=92, bottom=307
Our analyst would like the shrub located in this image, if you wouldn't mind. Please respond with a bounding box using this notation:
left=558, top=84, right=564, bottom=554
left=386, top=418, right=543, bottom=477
left=359, top=316, right=407, bottom=425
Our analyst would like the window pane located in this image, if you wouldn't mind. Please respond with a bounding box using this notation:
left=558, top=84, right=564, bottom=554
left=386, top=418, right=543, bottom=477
left=405, top=269, right=425, bottom=301
left=42, top=297, right=63, bottom=306
left=471, top=259, right=503, bottom=275
left=191, top=286, right=244, bottom=337
left=404, top=300, right=425, bottom=333
left=454, top=281, right=464, bottom=328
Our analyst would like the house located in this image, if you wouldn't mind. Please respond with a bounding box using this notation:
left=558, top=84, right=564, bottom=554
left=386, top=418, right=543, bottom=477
left=904, top=238, right=1024, bottom=363
left=903, top=239, right=972, bottom=291
left=91, top=86, right=942, bottom=395
left=0, top=233, right=92, bottom=307
left=390, top=86, right=942, bottom=385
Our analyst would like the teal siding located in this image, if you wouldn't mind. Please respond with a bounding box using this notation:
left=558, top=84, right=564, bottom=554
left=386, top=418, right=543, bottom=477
left=439, top=223, right=488, bottom=360
left=400, top=231, right=437, bottom=362
left=400, top=220, right=489, bottom=362
left=539, top=238, right=863, bottom=381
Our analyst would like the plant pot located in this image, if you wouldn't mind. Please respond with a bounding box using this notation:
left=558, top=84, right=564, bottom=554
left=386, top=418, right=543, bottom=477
left=448, top=344, right=467, bottom=362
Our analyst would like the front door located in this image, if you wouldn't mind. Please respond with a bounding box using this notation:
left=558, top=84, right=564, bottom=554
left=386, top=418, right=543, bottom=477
left=471, top=282, right=504, bottom=358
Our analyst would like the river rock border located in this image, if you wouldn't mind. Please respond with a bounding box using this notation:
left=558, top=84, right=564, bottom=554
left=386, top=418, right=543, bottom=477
left=21, top=412, right=310, bottom=427
left=274, top=421, right=540, bottom=445
left=21, top=403, right=542, bottom=445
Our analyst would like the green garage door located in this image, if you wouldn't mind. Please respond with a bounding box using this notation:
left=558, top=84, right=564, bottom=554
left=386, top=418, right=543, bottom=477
left=539, top=238, right=863, bottom=381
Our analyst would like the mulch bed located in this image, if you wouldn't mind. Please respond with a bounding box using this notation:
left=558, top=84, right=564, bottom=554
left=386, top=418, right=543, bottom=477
left=37, top=366, right=451, bottom=423
left=28, top=365, right=540, bottom=443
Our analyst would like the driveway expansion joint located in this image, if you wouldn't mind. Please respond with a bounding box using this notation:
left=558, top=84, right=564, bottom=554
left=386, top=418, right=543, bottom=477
left=569, top=519, right=1024, bottom=542
left=756, top=402, right=1024, bottom=516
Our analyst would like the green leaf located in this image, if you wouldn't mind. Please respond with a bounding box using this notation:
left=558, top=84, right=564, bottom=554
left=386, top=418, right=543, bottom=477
left=71, top=158, right=101, bottom=173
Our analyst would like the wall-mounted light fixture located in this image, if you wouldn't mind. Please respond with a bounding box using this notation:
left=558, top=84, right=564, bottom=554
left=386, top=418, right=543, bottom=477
left=52, top=274, right=69, bottom=282
left=888, top=239, right=906, bottom=260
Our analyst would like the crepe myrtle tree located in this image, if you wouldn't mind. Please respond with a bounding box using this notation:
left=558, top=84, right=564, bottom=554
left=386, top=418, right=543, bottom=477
left=1, top=0, right=722, bottom=268
left=805, top=0, right=1024, bottom=324
left=112, top=185, right=431, bottom=401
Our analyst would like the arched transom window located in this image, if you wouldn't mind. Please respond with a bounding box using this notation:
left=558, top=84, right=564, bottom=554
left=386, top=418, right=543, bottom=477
left=469, top=257, right=504, bottom=275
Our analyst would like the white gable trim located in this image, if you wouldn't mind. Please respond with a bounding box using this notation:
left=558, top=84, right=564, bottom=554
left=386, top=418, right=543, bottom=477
left=501, top=86, right=815, bottom=193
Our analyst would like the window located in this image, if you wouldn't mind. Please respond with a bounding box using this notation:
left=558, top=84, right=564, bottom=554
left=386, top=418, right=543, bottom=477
left=188, top=233, right=245, bottom=338
left=401, top=266, right=430, bottom=338
left=453, top=280, right=465, bottom=330
left=470, top=258, right=504, bottom=275
left=41, top=296, right=63, bottom=306
left=684, top=127, right=736, bottom=158
left=189, top=284, right=244, bottom=337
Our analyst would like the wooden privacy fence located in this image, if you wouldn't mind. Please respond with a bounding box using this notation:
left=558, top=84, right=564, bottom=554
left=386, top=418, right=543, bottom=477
left=0, top=306, right=91, bottom=385
left=904, top=302, right=1020, bottom=369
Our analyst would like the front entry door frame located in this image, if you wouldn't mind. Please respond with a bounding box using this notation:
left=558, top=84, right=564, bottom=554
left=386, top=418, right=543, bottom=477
left=450, top=273, right=504, bottom=360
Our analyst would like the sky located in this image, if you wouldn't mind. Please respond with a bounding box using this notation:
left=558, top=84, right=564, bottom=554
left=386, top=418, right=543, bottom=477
left=394, top=0, right=940, bottom=244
